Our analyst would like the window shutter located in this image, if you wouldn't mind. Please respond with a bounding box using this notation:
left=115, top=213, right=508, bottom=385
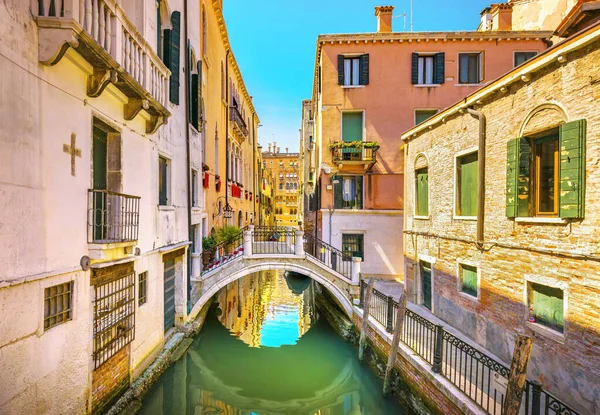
left=337, top=55, right=345, bottom=85
left=517, top=138, right=531, bottom=217
left=416, top=169, right=428, bottom=216
left=197, top=60, right=203, bottom=130
left=434, top=52, right=445, bottom=84
left=318, top=66, right=322, bottom=93
left=506, top=139, right=518, bottom=217
left=168, top=11, right=181, bottom=105
left=359, top=54, right=369, bottom=85
left=333, top=175, right=343, bottom=209
left=559, top=119, right=586, bottom=219
left=356, top=176, right=363, bottom=209
left=411, top=53, right=419, bottom=84
left=191, top=73, right=199, bottom=129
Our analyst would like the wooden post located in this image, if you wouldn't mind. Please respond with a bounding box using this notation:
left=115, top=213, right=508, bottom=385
left=501, top=335, right=534, bottom=415
left=358, top=278, right=374, bottom=361
left=383, top=293, right=407, bottom=395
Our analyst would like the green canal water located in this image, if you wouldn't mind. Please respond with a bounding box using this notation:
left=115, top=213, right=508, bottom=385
left=140, top=271, right=412, bottom=415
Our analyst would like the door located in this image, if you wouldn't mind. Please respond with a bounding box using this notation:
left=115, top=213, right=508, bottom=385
left=93, top=127, right=108, bottom=241
left=421, top=262, right=432, bottom=310
left=164, top=259, right=176, bottom=332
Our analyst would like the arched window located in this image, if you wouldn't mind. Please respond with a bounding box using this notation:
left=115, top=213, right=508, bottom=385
left=202, top=5, right=208, bottom=57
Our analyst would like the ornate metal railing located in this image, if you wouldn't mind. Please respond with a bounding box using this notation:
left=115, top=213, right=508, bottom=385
left=87, top=189, right=140, bottom=243
left=304, top=233, right=352, bottom=279
left=229, top=106, right=248, bottom=137
left=330, top=141, right=378, bottom=163
left=358, top=281, right=580, bottom=415
left=252, top=226, right=295, bottom=255
left=202, top=227, right=247, bottom=274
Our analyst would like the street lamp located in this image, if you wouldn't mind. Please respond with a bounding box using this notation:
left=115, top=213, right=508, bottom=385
left=223, top=203, right=234, bottom=219
left=213, top=196, right=234, bottom=220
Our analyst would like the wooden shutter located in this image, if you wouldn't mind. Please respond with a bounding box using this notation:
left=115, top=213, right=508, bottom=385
left=191, top=73, right=199, bottom=129
left=461, top=265, right=477, bottom=296
left=411, top=53, right=419, bottom=84
left=333, top=175, right=343, bottom=209
left=167, top=11, right=180, bottom=104
left=416, top=168, right=428, bottom=216
left=359, top=54, right=369, bottom=85
left=342, top=112, right=362, bottom=142
left=506, top=139, right=518, bottom=217
left=434, top=52, right=445, bottom=84
left=355, top=176, right=363, bottom=209
left=337, top=55, right=345, bottom=85
left=559, top=119, right=586, bottom=219
left=318, top=66, right=322, bottom=93
left=517, top=138, right=531, bottom=217
left=197, top=60, right=203, bottom=130
left=459, top=153, right=478, bottom=216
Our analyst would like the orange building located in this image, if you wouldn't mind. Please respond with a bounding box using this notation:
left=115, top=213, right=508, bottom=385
left=309, top=5, right=552, bottom=281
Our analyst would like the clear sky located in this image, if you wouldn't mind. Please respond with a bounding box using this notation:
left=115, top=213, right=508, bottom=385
left=223, top=0, right=493, bottom=152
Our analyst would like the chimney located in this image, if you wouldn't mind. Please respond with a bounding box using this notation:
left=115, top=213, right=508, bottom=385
left=277, top=147, right=281, bottom=153
left=491, top=3, right=512, bottom=31
left=375, top=6, right=394, bottom=33
left=268, top=143, right=272, bottom=153
left=286, top=148, right=289, bottom=154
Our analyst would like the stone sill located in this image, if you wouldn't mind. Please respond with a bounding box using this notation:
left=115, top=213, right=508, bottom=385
left=453, top=215, right=477, bottom=221
left=413, top=84, right=441, bottom=88
left=88, top=241, right=136, bottom=251
left=526, top=321, right=565, bottom=344
left=414, top=215, right=430, bottom=220
left=341, top=85, right=365, bottom=89
left=455, top=83, right=484, bottom=87
left=515, top=217, right=567, bottom=224
left=158, top=205, right=175, bottom=211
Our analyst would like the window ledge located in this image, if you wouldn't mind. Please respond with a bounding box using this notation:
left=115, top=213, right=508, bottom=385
left=456, top=83, right=484, bottom=87
left=413, top=84, right=441, bottom=88
left=453, top=216, right=477, bottom=221
left=515, top=217, right=567, bottom=224
left=341, top=85, right=365, bottom=89
left=158, top=205, right=175, bottom=211
left=414, top=215, right=430, bottom=220
left=526, top=321, right=565, bottom=344
left=458, top=291, right=479, bottom=302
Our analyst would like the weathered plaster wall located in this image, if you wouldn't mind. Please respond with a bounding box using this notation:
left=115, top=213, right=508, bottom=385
left=511, top=0, right=578, bottom=31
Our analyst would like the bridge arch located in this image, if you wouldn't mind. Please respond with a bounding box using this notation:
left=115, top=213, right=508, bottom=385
left=190, top=260, right=355, bottom=319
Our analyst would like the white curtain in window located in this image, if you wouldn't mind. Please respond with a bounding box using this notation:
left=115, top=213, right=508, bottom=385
left=344, top=59, right=351, bottom=86
left=417, top=57, right=424, bottom=84
left=425, top=57, right=433, bottom=84
left=342, top=177, right=355, bottom=202
left=352, top=58, right=360, bottom=86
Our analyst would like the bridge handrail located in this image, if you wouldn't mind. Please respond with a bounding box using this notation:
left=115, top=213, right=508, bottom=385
left=304, top=233, right=352, bottom=279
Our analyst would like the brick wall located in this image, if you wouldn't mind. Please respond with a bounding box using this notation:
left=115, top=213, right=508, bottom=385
left=403, top=38, right=600, bottom=414
left=92, top=346, right=130, bottom=414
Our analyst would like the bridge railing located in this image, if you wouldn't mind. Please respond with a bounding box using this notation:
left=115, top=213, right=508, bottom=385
left=201, top=226, right=246, bottom=275
left=252, top=226, right=295, bottom=255
left=304, top=233, right=354, bottom=280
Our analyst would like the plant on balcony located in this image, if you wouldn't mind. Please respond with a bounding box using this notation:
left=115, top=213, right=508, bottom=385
left=328, top=141, right=380, bottom=150
left=202, top=235, right=218, bottom=266
left=202, top=163, right=210, bottom=172
left=217, top=225, right=241, bottom=255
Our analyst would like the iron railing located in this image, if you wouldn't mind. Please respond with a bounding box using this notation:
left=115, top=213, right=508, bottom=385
left=358, top=281, right=580, bottom=415
left=252, top=226, right=295, bottom=255
left=229, top=106, right=248, bottom=137
left=304, top=233, right=353, bottom=279
left=330, top=141, right=378, bottom=163
left=202, top=226, right=246, bottom=274
left=88, top=189, right=140, bottom=243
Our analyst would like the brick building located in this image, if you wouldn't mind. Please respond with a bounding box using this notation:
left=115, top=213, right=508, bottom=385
left=402, top=18, right=600, bottom=414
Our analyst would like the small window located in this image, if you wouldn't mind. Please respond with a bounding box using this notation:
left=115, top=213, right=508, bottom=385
left=415, top=110, right=438, bottom=125
left=334, top=176, right=363, bottom=209
left=138, top=272, right=148, bottom=306
left=338, top=54, right=369, bottom=86
left=44, top=281, right=73, bottom=330
left=412, top=53, right=444, bottom=85
left=459, top=264, right=478, bottom=297
left=342, top=112, right=363, bottom=142
left=343, top=57, right=360, bottom=86
left=529, top=283, right=564, bottom=333
left=342, top=234, right=364, bottom=260
left=534, top=134, right=559, bottom=215
left=192, top=169, right=198, bottom=207
left=456, top=152, right=478, bottom=217
left=159, top=156, right=170, bottom=205
left=415, top=167, right=429, bottom=217
left=514, top=51, right=537, bottom=67
left=458, top=53, right=482, bottom=84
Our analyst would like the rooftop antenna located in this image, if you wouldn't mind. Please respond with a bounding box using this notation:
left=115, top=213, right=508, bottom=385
left=410, top=0, right=413, bottom=32
left=392, top=1, right=412, bottom=32
left=392, top=11, right=407, bottom=32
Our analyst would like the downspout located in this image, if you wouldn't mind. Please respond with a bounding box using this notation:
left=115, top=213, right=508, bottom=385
left=466, top=108, right=486, bottom=250
left=183, top=0, right=192, bottom=309
left=225, top=49, right=230, bottom=224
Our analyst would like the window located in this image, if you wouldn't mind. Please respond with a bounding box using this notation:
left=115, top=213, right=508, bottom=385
left=334, top=175, right=363, bottom=209
left=44, top=281, right=73, bottom=330
left=459, top=264, right=478, bottom=297
left=506, top=120, right=586, bottom=219
left=415, top=110, right=438, bottom=125
left=138, top=272, right=148, bottom=306
left=529, top=283, right=564, bottom=333
left=159, top=156, right=170, bottom=205
left=514, top=51, right=537, bottom=67
left=279, top=183, right=283, bottom=190
left=458, top=53, right=482, bottom=84
left=192, top=169, right=198, bottom=207
left=338, top=54, right=369, bottom=86
left=163, top=11, right=181, bottom=105
left=342, top=234, right=364, bottom=260
left=415, top=167, right=429, bottom=217
left=456, top=152, right=478, bottom=217
left=411, top=53, right=444, bottom=85
left=202, top=6, right=208, bottom=57
left=342, top=112, right=363, bottom=142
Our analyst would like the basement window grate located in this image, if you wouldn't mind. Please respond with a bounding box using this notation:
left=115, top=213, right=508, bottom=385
left=44, top=281, right=74, bottom=330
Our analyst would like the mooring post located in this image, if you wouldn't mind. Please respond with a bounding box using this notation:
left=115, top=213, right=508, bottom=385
left=358, top=278, right=374, bottom=361
left=502, top=335, right=534, bottom=415
left=383, top=293, right=407, bottom=395
left=432, top=324, right=444, bottom=374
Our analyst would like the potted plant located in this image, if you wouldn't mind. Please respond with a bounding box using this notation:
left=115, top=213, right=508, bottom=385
left=202, top=235, right=218, bottom=266
left=217, top=225, right=241, bottom=255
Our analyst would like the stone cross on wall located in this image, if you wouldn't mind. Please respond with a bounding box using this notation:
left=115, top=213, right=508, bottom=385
left=63, top=133, right=81, bottom=176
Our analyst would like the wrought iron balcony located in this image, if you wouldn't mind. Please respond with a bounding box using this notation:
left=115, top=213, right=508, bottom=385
left=33, top=0, right=170, bottom=133
left=88, top=189, right=140, bottom=243
left=330, top=141, right=379, bottom=167
left=229, top=106, right=248, bottom=138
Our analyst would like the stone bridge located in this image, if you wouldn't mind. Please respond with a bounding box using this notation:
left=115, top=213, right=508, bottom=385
left=188, top=227, right=362, bottom=319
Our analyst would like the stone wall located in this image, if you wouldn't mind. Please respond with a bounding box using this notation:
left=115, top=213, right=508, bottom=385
left=403, top=38, right=600, bottom=414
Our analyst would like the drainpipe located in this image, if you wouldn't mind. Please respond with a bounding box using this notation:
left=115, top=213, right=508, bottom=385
left=466, top=108, right=486, bottom=250
left=183, top=0, right=192, bottom=308
left=225, top=49, right=230, bottom=225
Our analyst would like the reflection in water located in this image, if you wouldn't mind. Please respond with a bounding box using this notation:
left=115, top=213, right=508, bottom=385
left=140, top=270, right=412, bottom=415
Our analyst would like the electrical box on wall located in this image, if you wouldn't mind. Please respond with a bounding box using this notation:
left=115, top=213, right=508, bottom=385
left=326, top=185, right=333, bottom=191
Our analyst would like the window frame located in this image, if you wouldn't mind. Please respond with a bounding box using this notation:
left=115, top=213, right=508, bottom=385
left=342, top=233, right=365, bottom=261
left=415, top=166, right=429, bottom=218
left=191, top=168, right=199, bottom=207
left=513, top=51, right=538, bottom=68
left=457, top=52, right=483, bottom=85
left=456, top=261, right=480, bottom=301
left=524, top=275, right=568, bottom=341
left=158, top=155, right=171, bottom=206
left=417, top=255, right=436, bottom=312
left=335, top=175, right=364, bottom=209
left=416, top=53, right=435, bottom=85
left=138, top=271, right=148, bottom=306
left=343, top=56, right=361, bottom=87
left=43, top=281, right=74, bottom=331
left=414, top=109, right=439, bottom=126
left=454, top=147, right=479, bottom=220
left=533, top=134, right=559, bottom=217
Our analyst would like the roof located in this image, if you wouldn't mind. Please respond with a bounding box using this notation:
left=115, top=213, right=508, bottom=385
left=400, top=21, right=600, bottom=141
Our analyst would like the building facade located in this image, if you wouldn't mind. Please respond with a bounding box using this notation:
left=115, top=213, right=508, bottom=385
left=300, top=99, right=316, bottom=235
left=0, top=0, right=258, bottom=413
left=262, top=144, right=302, bottom=228
left=402, top=19, right=600, bottom=414
left=310, top=6, right=551, bottom=280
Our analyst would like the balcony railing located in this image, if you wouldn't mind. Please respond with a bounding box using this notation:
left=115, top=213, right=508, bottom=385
left=88, top=189, right=140, bottom=243
left=330, top=141, right=379, bottom=165
left=33, top=0, right=170, bottom=133
left=229, top=106, right=248, bottom=138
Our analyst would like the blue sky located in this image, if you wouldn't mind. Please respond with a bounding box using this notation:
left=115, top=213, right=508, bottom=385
left=224, top=0, right=493, bottom=152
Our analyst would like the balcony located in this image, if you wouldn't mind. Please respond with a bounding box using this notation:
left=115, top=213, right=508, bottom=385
left=33, top=0, right=170, bottom=133
left=87, top=189, right=140, bottom=244
left=330, top=141, right=379, bottom=169
left=229, top=106, right=248, bottom=139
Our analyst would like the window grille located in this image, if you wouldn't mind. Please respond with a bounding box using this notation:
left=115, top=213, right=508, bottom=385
left=342, top=234, right=364, bottom=260
left=93, top=271, right=135, bottom=369
left=138, top=272, right=148, bottom=306
left=44, top=281, right=73, bottom=330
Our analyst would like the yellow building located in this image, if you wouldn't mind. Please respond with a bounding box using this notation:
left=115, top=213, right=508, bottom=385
left=257, top=145, right=276, bottom=226
left=262, top=143, right=302, bottom=228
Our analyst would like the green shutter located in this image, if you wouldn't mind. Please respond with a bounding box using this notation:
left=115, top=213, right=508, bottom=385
left=506, top=139, right=518, bottom=217
left=517, top=138, right=531, bottom=217
left=167, top=11, right=181, bottom=105
left=197, top=61, right=203, bottom=129
left=532, top=283, right=564, bottom=332
left=191, top=73, right=199, bottom=129
left=461, top=265, right=477, bottom=296
left=411, top=53, right=419, bottom=84
left=459, top=153, right=478, bottom=216
left=337, top=55, right=345, bottom=85
left=355, top=176, right=363, bottom=209
left=434, top=52, right=445, bottom=84
left=333, top=175, right=343, bottom=209
left=342, top=112, right=362, bottom=142
left=416, top=168, right=428, bottom=216
left=359, top=54, right=369, bottom=85
left=559, top=119, right=586, bottom=219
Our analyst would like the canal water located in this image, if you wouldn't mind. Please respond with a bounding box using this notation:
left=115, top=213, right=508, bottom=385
left=140, top=270, right=412, bottom=414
